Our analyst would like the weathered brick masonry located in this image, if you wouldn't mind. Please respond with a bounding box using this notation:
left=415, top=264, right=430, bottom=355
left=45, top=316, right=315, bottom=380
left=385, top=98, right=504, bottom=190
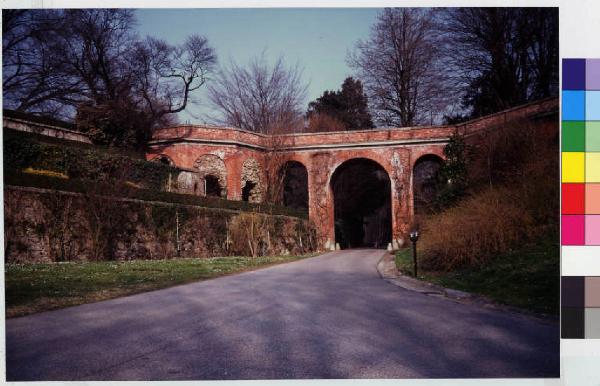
left=147, top=98, right=559, bottom=250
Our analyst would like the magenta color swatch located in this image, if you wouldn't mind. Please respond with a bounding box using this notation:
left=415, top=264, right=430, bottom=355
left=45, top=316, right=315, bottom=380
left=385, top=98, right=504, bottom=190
left=562, top=215, right=585, bottom=245
left=586, top=215, right=600, bottom=245
left=587, top=59, right=600, bottom=90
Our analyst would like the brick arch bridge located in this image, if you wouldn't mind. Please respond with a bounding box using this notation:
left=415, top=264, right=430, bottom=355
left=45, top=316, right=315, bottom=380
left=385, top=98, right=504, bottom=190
left=147, top=98, right=558, bottom=250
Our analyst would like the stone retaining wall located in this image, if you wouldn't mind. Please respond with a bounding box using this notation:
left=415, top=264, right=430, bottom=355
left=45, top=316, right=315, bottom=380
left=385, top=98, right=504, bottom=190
left=4, top=186, right=315, bottom=263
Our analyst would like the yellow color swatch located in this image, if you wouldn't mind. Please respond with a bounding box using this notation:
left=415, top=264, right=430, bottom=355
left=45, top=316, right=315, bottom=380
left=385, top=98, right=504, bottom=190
left=563, top=152, right=585, bottom=182
left=587, top=153, right=600, bottom=183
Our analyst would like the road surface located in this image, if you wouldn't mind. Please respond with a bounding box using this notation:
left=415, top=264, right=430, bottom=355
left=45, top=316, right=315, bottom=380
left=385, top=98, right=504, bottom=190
left=6, top=249, right=559, bottom=380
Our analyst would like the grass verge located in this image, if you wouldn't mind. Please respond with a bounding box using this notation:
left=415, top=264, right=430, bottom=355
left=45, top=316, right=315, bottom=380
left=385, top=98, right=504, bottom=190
left=395, top=237, right=559, bottom=315
left=5, top=254, right=317, bottom=318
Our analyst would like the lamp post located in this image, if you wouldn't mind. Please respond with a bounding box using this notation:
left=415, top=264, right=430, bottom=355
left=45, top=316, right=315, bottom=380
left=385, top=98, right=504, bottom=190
left=409, top=230, right=420, bottom=277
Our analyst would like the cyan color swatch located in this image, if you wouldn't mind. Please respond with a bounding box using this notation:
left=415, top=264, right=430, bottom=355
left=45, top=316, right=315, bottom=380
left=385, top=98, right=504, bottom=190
left=586, top=91, right=600, bottom=120
left=563, top=90, right=586, bottom=120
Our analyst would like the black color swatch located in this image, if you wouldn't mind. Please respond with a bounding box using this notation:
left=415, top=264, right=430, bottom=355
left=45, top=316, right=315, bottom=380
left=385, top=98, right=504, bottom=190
left=561, top=307, right=585, bottom=339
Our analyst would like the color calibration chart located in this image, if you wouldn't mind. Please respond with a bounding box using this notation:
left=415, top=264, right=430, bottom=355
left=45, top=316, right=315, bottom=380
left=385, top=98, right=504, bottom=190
left=562, top=58, right=600, bottom=339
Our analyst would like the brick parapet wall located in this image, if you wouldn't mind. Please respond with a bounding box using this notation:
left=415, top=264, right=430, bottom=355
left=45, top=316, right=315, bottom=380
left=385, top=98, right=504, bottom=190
left=150, top=97, right=558, bottom=151
left=3, top=116, right=92, bottom=144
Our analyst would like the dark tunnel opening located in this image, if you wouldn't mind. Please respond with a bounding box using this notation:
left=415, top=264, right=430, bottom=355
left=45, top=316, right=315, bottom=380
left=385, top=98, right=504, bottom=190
left=204, top=175, right=222, bottom=197
left=331, top=158, right=392, bottom=249
left=241, top=181, right=256, bottom=202
left=282, top=161, right=309, bottom=211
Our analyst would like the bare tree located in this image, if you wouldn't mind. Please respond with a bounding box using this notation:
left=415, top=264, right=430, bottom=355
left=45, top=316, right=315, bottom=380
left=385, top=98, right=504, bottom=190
left=76, top=32, right=216, bottom=149
left=2, top=9, right=217, bottom=150
left=208, top=53, right=307, bottom=205
left=128, top=35, right=217, bottom=122
left=442, top=8, right=558, bottom=117
left=2, top=10, right=78, bottom=118
left=208, top=52, right=307, bottom=134
left=348, top=8, right=449, bottom=127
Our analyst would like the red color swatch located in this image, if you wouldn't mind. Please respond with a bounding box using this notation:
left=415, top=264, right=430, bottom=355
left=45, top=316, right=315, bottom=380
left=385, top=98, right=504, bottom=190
left=563, top=183, right=586, bottom=214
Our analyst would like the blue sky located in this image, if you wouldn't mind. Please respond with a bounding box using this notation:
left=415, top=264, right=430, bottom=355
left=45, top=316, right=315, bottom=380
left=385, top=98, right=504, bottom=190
left=135, top=8, right=379, bottom=123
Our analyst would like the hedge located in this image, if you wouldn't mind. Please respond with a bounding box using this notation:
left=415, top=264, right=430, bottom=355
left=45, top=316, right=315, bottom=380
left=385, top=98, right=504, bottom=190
left=4, top=170, right=308, bottom=219
left=3, top=127, right=143, bottom=158
left=3, top=128, right=177, bottom=189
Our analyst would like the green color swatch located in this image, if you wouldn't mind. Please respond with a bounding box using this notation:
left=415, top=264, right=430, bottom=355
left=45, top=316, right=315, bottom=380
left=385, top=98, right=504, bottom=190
left=562, top=121, right=586, bottom=152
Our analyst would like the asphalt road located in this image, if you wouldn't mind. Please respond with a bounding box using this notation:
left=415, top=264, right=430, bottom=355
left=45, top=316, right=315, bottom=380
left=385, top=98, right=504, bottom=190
left=5, top=249, right=559, bottom=380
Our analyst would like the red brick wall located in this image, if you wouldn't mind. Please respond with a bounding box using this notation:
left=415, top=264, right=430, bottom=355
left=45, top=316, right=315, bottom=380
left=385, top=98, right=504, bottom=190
left=147, top=97, right=558, bottom=250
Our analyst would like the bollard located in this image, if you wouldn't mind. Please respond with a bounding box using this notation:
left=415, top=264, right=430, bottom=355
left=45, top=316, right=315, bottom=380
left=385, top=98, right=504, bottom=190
left=409, top=231, right=420, bottom=277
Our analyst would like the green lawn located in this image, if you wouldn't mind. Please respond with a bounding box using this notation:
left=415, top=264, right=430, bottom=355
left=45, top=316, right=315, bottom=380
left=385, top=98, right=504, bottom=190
left=395, top=238, right=559, bottom=315
left=5, top=254, right=316, bottom=318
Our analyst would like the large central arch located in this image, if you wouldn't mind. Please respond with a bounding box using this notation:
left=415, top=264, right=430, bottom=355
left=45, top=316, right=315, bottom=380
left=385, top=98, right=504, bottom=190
left=330, top=158, right=392, bottom=249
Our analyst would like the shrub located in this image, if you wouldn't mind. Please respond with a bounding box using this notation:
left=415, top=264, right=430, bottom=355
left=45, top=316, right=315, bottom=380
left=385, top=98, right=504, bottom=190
left=228, top=211, right=270, bottom=257
left=294, top=219, right=318, bottom=254
left=419, top=113, right=559, bottom=271
left=418, top=186, right=537, bottom=271
left=418, top=151, right=558, bottom=271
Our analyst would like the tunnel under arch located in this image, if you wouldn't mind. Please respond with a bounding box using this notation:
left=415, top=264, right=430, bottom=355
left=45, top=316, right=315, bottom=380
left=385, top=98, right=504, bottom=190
left=331, top=158, right=392, bottom=249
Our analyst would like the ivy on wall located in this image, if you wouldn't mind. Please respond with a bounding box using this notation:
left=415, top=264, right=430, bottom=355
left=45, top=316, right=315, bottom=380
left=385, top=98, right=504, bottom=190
left=3, top=129, right=177, bottom=189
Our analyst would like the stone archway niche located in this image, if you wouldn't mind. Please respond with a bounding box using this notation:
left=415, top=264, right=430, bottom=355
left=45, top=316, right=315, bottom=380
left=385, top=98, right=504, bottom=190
left=194, top=154, right=227, bottom=198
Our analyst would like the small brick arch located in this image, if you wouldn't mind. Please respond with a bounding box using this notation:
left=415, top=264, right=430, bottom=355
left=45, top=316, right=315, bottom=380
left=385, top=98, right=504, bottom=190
left=194, top=154, right=227, bottom=198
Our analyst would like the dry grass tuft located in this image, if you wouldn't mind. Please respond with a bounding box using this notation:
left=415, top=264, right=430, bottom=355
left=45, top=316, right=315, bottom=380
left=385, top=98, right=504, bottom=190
left=23, top=167, right=68, bottom=179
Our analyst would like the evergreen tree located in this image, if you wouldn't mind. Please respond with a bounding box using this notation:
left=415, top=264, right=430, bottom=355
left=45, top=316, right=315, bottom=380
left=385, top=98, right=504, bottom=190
left=307, top=77, right=374, bottom=130
left=434, top=131, right=470, bottom=209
